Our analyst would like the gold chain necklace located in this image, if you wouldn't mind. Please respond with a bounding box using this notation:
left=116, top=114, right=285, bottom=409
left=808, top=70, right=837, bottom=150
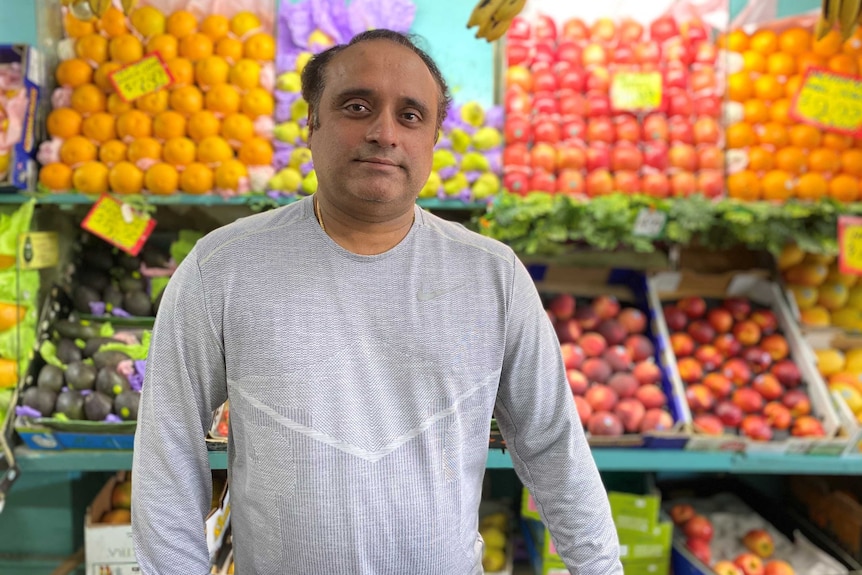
left=314, top=196, right=416, bottom=234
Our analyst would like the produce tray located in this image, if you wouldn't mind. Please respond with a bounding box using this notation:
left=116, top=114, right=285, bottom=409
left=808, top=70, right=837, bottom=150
left=648, top=271, right=844, bottom=455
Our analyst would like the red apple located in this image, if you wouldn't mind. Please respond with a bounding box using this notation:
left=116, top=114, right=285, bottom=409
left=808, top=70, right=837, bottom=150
left=505, top=65, right=533, bottom=92
left=529, top=170, right=556, bottom=193
left=763, top=560, right=795, bottom=575
left=650, top=15, right=679, bottom=44
left=613, top=171, right=641, bottom=194
left=530, top=142, right=557, bottom=173
left=670, top=503, right=695, bottom=525
left=694, top=94, right=722, bottom=117
left=534, top=118, right=562, bottom=144
left=698, top=170, right=724, bottom=198
left=586, top=145, right=611, bottom=171
left=714, top=560, right=744, bottom=575
left=586, top=168, right=614, bottom=195
left=634, top=40, right=661, bottom=64
left=557, top=169, right=585, bottom=196
left=665, top=61, right=690, bottom=89
left=582, top=43, right=609, bottom=67
left=671, top=171, right=698, bottom=198
left=669, top=144, right=698, bottom=172
left=503, top=143, right=530, bottom=168
left=533, top=93, right=559, bottom=115
left=505, top=88, right=532, bottom=115
left=503, top=170, right=529, bottom=195
left=507, top=16, right=531, bottom=41
left=532, top=14, right=557, bottom=42
left=668, top=116, right=695, bottom=144
left=681, top=18, right=709, bottom=45
left=506, top=41, right=532, bottom=67
left=694, top=116, right=721, bottom=145
left=590, top=18, right=617, bottom=44
left=687, top=537, right=712, bottom=565
left=684, top=514, right=714, bottom=541
left=587, top=117, right=615, bottom=144
left=642, top=173, right=670, bottom=198
left=561, top=17, right=589, bottom=42
left=715, top=400, right=744, bottom=427
left=693, top=41, right=719, bottom=65
left=611, top=144, right=643, bottom=171
left=586, top=67, right=611, bottom=92
left=698, top=146, right=724, bottom=171
left=667, top=89, right=693, bottom=117
left=561, top=117, right=587, bottom=141
left=586, top=92, right=611, bottom=117
left=612, top=45, right=636, bottom=64
left=643, top=142, right=670, bottom=172
left=664, top=37, right=694, bottom=66
left=533, top=69, right=558, bottom=93
left=558, top=69, right=587, bottom=93
left=504, top=115, right=531, bottom=144
left=735, top=552, right=765, bottom=575
left=614, top=115, right=641, bottom=143
left=619, top=18, right=644, bottom=44
left=556, top=143, right=587, bottom=171
left=642, top=114, right=669, bottom=141
left=740, top=415, right=773, bottom=441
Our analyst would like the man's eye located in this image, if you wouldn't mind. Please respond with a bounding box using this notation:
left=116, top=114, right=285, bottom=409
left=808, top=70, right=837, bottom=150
left=346, top=103, right=367, bottom=112
left=403, top=112, right=420, bottom=122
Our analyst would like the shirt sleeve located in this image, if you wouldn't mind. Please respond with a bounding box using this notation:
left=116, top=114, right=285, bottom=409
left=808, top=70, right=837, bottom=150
left=494, top=256, right=623, bottom=574
left=132, top=247, right=227, bottom=575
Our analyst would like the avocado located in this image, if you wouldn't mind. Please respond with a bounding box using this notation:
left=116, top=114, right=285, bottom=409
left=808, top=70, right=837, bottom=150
left=119, top=276, right=146, bottom=294
left=82, top=337, right=121, bottom=358
left=93, top=350, right=131, bottom=371
left=64, top=361, right=97, bottom=390
left=73, top=285, right=101, bottom=314
left=56, top=338, right=83, bottom=364
left=96, top=367, right=130, bottom=397
left=141, top=247, right=169, bottom=268
left=82, top=249, right=114, bottom=272
left=114, top=390, right=140, bottom=421
left=54, top=390, right=85, bottom=420
left=36, top=365, right=65, bottom=393
left=22, top=386, right=57, bottom=417
left=123, top=291, right=153, bottom=317
left=77, top=268, right=110, bottom=293
left=54, top=320, right=100, bottom=340
left=102, top=284, right=124, bottom=310
left=84, top=391, right=114, bottom=421
left=117, top=254, right=141, bottom=272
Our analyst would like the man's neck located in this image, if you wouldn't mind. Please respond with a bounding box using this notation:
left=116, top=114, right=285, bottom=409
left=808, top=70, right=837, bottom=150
left=314, top=195, right=415, bottom=255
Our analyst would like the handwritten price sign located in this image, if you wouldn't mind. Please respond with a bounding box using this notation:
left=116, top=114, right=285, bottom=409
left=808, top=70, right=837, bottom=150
left=839, top=216, right=862, bottom=275
left=109, top=55, right=173, bottom=103
left=791, top=67, right=862, bottom=136
left=610, top=72, right=662, bottom=112
left=81, top=196, right=156, bottom=256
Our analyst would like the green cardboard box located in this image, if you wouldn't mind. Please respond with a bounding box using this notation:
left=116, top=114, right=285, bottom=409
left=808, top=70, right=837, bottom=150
left=618, top=521, right=672, bottom=562
left=609, top=491, right=661, bottom=535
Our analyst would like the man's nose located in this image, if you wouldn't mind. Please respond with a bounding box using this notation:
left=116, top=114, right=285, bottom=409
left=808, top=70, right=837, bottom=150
left=366, top=111, right=398, bottom=147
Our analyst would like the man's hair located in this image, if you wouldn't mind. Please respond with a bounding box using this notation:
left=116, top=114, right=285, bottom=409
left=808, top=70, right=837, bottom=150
left=300, top=29, right=451, bottom=131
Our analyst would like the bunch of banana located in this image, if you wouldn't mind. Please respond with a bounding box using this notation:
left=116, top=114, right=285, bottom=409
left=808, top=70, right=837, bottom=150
left=467, top=0, right=527, bottom=42
left=61, top=0, right=137, bottom=19
left=816, top=0, right=862, bottom=41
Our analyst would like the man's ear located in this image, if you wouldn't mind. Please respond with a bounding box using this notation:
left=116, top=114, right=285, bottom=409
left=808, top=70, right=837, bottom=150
left=307, top=108, right=314, bottom=140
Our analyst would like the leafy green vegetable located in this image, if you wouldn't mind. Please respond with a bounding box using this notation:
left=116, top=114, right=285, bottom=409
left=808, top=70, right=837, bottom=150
left=99, top=331, right=151, bottom=360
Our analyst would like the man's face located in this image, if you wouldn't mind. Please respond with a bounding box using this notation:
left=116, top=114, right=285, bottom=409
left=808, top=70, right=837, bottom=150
left=308, top=40, right=439, bottom=213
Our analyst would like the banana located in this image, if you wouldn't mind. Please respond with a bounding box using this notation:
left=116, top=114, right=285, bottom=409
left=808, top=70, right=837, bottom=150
left=840, top=0, right=862, bottom=39
left=88, top=0, right=111, bottom=17
left=480, top=17, right=510, bottom=41
left=467, top=0, right=501, bottom=29
left=121, top=0, right=137, bottom=15
left=816, top=0, right=841, bottom=40
left=491, top=0, right=527, bottom=22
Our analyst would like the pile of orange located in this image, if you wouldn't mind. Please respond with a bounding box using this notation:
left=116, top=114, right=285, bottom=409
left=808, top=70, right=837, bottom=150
left=723, top=26, right=862, bottom=202
left=40, top=6, right=275, bottom=196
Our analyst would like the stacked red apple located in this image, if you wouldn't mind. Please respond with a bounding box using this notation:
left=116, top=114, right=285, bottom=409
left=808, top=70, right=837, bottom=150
left=664, top=296, right=826, bottom=442
left=547, top=292, right=676, bottom=437
left=502, top=12, right=724, bottom=198
left=670, top=503, right=797, bottom=575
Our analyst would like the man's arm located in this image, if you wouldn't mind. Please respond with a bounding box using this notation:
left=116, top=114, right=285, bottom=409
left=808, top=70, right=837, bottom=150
left=494, top=256, right=622, bottom=574
left=132, top=248, right=227, bottom=575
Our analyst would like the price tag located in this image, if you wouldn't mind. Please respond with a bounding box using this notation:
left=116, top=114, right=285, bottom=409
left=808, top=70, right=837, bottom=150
left=610, top=72, right=662, bottom=112
left=17, top=232, right=59, bottom=270
left=839, top=216, right=862, bottom=275
left=791, top=67, right=862, bottom=136
left=81, top=195, right=156, bottom=256
left=109, top=54, right=173, bottom=102
left=632, top=208, right=667, bottom=238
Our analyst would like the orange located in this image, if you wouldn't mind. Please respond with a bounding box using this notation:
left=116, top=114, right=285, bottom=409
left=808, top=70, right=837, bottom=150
left=743, top=100, right=770, bottom=124
left=144, top=163, right=179, bottom=194
left=230, top=12, right=261, bottom=39
left=220, top=113, right=255, bottom=143
left=136, top=90, right=169, bottom=115
left=813, top=30, right=843, bottom=57
left=761, top=169, right=794, bottom=201
left=240, top=88, right=274, bottom=119
left=39, top=162, right=73, bottom=191
left=769, top=98, right=793, bottom=124
left=742, top=50, right=767, bottom=74
left=180, top=162, right=214, bottom=194
left=97, top=7, right=128, bottom=38
left=64, top=12, right=95, bottom=39
left=727, top=122, right=757, bottom=149
left=750, top=29, right=778, bottom=55
left=767, top=52, right=796, bottom=76
left=797, top=52, right=827, bottom=74
left=76, top=34, right=109, bottom=65
left=127, top=137, right=162, bottom=164
left=789, top=124, right=822, bottom=149
left=47, top=108, right=83, bottom=139
left=747, top=146, right=775, bottom=172
left=195, top=56, right=230, bottom=88
left=169, top=86, right=203, bottom=116
left=757, top=122, right=789, bottom=148
left=785, top=75, right=804, bottom=98
left=187, top=110, right=221, bottom=142
left=56, top=58, right=93, bottom=88
left=109, top=34, right=144, bottom=65
left=243, top=33, right=275, bottom=61
left=828, top=53, right=859, bottom=75
left=727, top=169, right=761, bottom=200
left=167, top=10, right=198, bottom=39
left=71, top=84, right=107, bottom=115
left=146, top=35, right=179, bottom=61
left=795, top=172, right=828, bottom=200
left=179, top=33, right=214, bottom=62
left=116, top=110, right=153, bottom=140
left=201, top=15, right=230, bottom=42
left=163, top=137, right=196, bottom=166
left=153, top=110, right=187, bottom=140
left=109, top=161, right=144, bottom=194
left=809, top=148, right=841, bottom=173
left=754, top=75, right=784, bottom=100
left=72, top=161, right=109, bottom=194
left=204, top=84, right=240, bottom=116
left=107, top=93, right=133, bottom=115
left=215, top=37, right=244, bottom=63
left=824, top=132, right=854, bottom=151
left=727, top=71, right=753, bottom=102
left=229, top=59, right=261, bottom=90
left=841, top=149, right=862, bottom=176
left=775, top=147, right=807, bottom=174
left=99, top=140, right=127, bottom=165
left=196, top=136, right=233, bottom=165
left=778, top=27, right=812, bottom=56
left=165, top=58, right=194, bottom=88
left=130, top=6, right=166, bottom=39
left=215, top=159, right=248, bottom=189
left=829, top=173, right=860, bottom=202
left=721, top=29, right=749, bottom=52
left=94, top=62, right=122, bottom=92
left=238, top=137, right=273, bottom=166
left=82, top=112, right=116, bottom=143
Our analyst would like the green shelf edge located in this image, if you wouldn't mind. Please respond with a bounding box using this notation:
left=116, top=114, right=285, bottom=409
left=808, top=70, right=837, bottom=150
left=12, top=447, right=862, bottom=474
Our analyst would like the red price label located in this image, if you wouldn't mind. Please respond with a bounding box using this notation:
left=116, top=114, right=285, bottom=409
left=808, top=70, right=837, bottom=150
left=109, top=54, right=173, bottom=103
left=81, top=196, right=156, bottom=256
left=791, top=67, right=862, bottom=136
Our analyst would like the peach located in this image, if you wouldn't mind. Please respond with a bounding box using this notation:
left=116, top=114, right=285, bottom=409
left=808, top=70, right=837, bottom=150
left=560, top=343, right=586, bottom=370
left=549, top=293, right=576, bottom=320
left=640, top=408, right=674, bottom=432
left=714, top=333, right=742, bottom=357
left=669, top=503, right=695, bottom=525
left=734, top=320, right=762, bottom=347
left=707, top=307, right=734, bottom=333
left=625, top=334, right=654, bottom=362
left=742, top=529, right=775, bottom=559
left=782, top=389, right=811, bottom=416
left=694, top=345, right=723, bottom=371
left=763, top=560, right=795, bottom=575
left=582, top=357, right=612, bottom=384
left=743, top=347, right=773, bottom=374
left=587, top=410, right=624, bottom=436
left=615, top=397, right=646, bottom=433
left=687, top=320, right=716, bottom=345
left=792, top=415, right=825, bottom=437
left=633, top=360, right=663, bottom=386
left=752, top=374, right=784, bottom=401
left=603, top=346, right=633, bottom=372
left=703, top=372, right=733, bottom=399
left=714, top=560, right=744, bottom=575
left=597, top=319, right=627, bottom=346
left=760, top=334, right=789, bottom=361
left=686, top=384, right=716, bottom=413
left=608, top=372, right=639, bottom=399
left=664, top=304, right=688, bottom=331
left=618, top=307, right=647, bottom=334
left=578, top=332, right=608, bottom=357
left=770, top=360, right=802, bottom=388
left=635, top=384, right=667, bottom=409
left=686, top=537, right=712, bottom=565
left=592, top=295, right=620, bottom=320
left=715, top=400, right=744, bottom=427
left=750, top=309, right=778, bottom=335
left=585, top=384, right=619, bottom=412
left=567, top=369, right=589, bottom=395
left=677, top=356, right=704, bottom=384
left=574, top=395, right=592, bottom=426
left=694, top=413, right=724, bottom=435
left=740, top=415, right=773, bottom=441
left=723, top=358, right=753, bottom=387
left=763, top=401, right=792, bottom=430
left=678, top=296, right=707, bottom=319
left=724, top=297, right=752, bottom=321
left=555, top=318, right=582, bottom=343
left=574, top=306, right=600, bottom=330
left=733, top=388, right=765, bottom=413
left=671, top=332, right=695, bottom=357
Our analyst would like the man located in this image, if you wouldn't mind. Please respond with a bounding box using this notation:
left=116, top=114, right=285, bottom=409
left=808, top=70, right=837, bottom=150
left=132, top=29, right=621, bottom=574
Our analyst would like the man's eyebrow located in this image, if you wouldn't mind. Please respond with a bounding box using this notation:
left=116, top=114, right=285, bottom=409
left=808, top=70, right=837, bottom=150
left=331, top=88, right=431, bottom=118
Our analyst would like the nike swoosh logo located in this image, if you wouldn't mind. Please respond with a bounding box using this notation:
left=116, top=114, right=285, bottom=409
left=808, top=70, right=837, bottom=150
left=417, top=284, right=465, bottom=302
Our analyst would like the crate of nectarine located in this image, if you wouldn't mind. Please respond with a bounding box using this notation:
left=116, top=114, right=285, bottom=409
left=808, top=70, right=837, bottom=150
left=647, top=270, right=843, bottom=455
left=534, top=264, right=688, bottom=448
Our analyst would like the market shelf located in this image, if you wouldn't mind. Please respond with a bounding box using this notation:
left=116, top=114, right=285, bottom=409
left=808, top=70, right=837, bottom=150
left=12, top=447, right=862, bottom=474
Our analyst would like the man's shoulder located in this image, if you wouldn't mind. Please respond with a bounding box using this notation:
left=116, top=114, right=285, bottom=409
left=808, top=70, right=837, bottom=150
left=418, top=208, right=515, bottom=265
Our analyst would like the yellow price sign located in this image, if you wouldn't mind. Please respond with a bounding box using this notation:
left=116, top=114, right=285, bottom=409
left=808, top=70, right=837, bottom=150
left=109, top=55, right=173, bottom=103
left=81, top=196, right=156, bottom=256
left=610, top=72, right=662, bottom=112
left=791, top=67, right=862, bottom=136
left=839, top=216, right=862, bottom=275
left=17, top=232, right=59, bottom=270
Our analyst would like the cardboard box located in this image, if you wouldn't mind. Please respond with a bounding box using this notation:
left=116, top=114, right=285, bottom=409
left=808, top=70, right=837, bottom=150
left=609, top=491, right=660, bottom=536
